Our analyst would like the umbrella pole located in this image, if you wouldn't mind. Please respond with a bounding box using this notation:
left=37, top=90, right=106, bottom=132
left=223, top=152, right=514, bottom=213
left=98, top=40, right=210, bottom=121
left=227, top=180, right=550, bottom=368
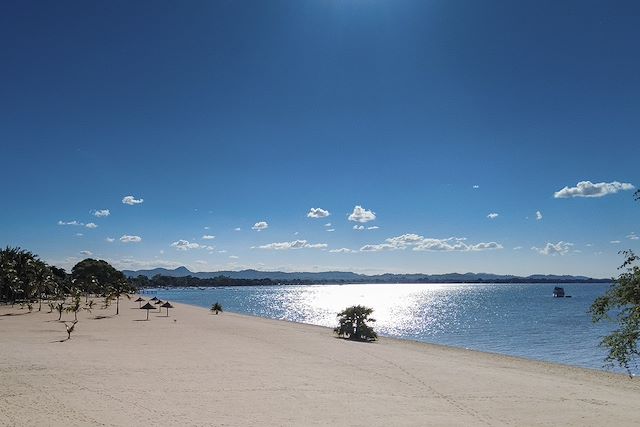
left=146, top=310, right=149, bottom=321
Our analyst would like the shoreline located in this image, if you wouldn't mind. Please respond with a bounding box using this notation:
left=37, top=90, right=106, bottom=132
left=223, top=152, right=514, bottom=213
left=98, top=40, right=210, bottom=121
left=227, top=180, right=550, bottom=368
left=1, top=298, right=639, bottom=426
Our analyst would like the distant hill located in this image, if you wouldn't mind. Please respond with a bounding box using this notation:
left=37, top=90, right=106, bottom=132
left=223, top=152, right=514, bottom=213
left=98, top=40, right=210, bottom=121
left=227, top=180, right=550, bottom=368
left=122, top=267, right=609, bottom=283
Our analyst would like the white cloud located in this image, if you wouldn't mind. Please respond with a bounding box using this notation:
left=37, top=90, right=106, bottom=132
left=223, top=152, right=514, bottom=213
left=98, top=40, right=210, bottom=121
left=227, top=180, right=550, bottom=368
left=202, top=235, right=215, bottom=240
left=554, top=181, right=634, bottom=198
left=85, top=222, right=98, bottom=229
left=204, top=226, right=210, bottom=230
left=531, top=241, right=573, bottom=256
left=93, top=209, right=110, bottom=218
left=252, top=221, right=268, bottom=231
left=234, top=227, right=241, bottom=231
left=627, top=233, right=639, bottom=240
left=329, top=248, right=355, bottom=253
left=257, top=240, right=327, bottom=250
left=359, top=233, right=502, bottom=253
left=353, top=225, right=365, bottom=230
left=122, top=195, right=144, bottom=205
left=229, top=255, right=239, bottom=259
left=79, top=250, right=92, bottom=256
left=307, top=208, right=330, bottom=218
left=326, top=229, right=335, bottom=232
left=105, top=237, right=115, bottom=243
left=473, top=185, right=480, bottom=189
left=120, top=235, right=142, bottom=243
left=170, top=240, right=213, bottom=251
left=217, top=250, right=227, bottom=253
left=536, top=211, right=543, bottom=220
left=610, top=240, right=621, bottom=244
left=324, top=223, right=332, bottom=227
left=513, top=246, right=523, bottom=250
left=58, top=220, right=83, bottom=226
left=487, top=213, right=499, bottom=219
left=348, top=205, right=376, bottom=223
left=75, top=233, right=84, bottom=237
left=367, top=226, right=380, bottom=230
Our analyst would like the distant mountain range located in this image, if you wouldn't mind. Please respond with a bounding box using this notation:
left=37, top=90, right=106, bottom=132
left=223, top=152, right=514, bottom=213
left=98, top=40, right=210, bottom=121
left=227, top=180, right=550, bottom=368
left=122, top=267, right=610, bottom=284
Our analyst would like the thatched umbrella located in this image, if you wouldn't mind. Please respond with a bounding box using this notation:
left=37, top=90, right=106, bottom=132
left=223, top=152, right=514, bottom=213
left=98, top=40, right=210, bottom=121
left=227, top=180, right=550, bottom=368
left=134, top=297, right=145, bottom=308
left=140, top=302, right=155, bottom=320
left=161, top=301, right=174, bottom=317
left=149, top=296, right=159, bottom=302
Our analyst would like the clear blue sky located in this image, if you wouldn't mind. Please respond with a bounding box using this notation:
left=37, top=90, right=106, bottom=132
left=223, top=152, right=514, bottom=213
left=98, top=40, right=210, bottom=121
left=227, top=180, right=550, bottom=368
left=1, top=1, right=639, bottom=277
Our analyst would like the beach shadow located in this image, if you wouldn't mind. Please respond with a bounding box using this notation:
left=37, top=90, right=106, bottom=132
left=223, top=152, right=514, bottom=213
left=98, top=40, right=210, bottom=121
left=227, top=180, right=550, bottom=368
left=93, top=315, right=113, bottom=320
left=133, top=319, right=149, bottom=322
left=0, top=312, right=29, bottom=317
left=51, top=338, right=70, bottom=343
left=333, top=337, right=376, bottom=344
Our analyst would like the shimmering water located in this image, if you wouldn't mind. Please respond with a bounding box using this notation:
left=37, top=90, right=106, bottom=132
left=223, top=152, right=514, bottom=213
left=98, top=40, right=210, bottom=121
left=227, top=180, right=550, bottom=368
left=151, top=282, right=633, bottom=374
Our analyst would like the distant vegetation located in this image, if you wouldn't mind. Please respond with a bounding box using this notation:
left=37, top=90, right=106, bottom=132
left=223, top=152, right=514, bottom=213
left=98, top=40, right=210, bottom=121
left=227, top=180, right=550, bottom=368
left=211, top=302, right=223, bottom=314
left=334, top=305, right=378, bottom=341
left=131, top=274, right=311, bottom=289
left=0, top=247, right=136, bottom=317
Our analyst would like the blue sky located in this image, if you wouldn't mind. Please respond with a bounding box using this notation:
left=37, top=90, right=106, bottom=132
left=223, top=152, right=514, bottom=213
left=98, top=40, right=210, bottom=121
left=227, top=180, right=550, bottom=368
left=1, top=1, right=639, bottom=277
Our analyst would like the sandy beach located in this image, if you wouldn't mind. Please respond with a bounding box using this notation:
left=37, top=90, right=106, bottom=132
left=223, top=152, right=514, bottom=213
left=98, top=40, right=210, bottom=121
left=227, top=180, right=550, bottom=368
left=1, top=299, right=639, bottom=427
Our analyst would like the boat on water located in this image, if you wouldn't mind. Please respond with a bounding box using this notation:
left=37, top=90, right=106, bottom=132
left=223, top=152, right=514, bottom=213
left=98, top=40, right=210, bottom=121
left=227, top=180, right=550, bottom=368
left=553, top=287, right=571, bottom=298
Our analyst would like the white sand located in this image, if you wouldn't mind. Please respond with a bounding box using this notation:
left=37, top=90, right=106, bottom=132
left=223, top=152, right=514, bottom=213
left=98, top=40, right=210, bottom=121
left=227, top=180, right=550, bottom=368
left=1, top=299, right=639, bottom=426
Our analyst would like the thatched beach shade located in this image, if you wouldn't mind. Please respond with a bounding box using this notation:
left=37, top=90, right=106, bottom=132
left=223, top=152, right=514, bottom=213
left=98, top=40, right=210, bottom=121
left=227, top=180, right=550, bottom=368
left=154, top=299, right=163, bottom=312
left=140, top=302, right=155, bottom=320
left=149, top=296, right=159, bottom=302
left=161, top=301, right=174, bottom=317
left=134, top=297, right=145, bottom=308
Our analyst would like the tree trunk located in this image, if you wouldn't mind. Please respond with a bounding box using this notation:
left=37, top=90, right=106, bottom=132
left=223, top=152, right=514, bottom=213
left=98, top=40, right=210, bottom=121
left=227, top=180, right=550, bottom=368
left=116, top=295, right=119, bottom=315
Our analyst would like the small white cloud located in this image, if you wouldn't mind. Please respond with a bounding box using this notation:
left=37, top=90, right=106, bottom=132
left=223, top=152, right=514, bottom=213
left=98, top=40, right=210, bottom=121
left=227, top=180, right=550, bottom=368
left=252, top=221, right=268, bottom=231
left=353, top=225, right=365, bottom=230
left=586, top=243, right=593, bottom=247
left=473, top=185, right=480, bottom=189
left=307, top=208, right=330, bottom=218
left=202, top=235, right=215, bottom=240
left=122, top=195, right=144, bottom=205
left=324, top=223, right=332, bottom=227
left=513, top=246, right=523, bottom=250
left=348, top=205, right=376, bottom=223
left=627, top=233, right=639, bottom=240
left=75, top=233, right=84, bottom=237
left=229, top=255, right=239, bottom=259
left=293, top=231, right=299, bottom=235
left=105, top=237, right=115, bottom=243
left=217, top=250, right=227, bottom=253
left=234, top=227, right=241, bottom=231
left=367, top=226, right=379, bottom=230
left=487, top=213, right=499, bottom=219
left=120, top=235, right=142, bottom=243
left=531, top=241, right=573, bottom=256
left=610, top=240, right=621, bottom=244
left=170, top=240, right=213, bottom=250
left=204, top=226, right=210, bottom=230
left=93, top=209, right=110, bottom=218
left=79, top=250, right=92, bottom=256
left=329, top=248, right=355, bottom=253
left=326, top=228, right=335, bottom=232
left=58, top=220, right=84, bottom=226
left=85, top=222, right=98, bottom=229
left=536, top=211, right=543, bottom=220
left=257, top=240, right=327, bottom=250
left=573, top=249, right=583, bottom=253
left=554, top=181, right=634, bottom=198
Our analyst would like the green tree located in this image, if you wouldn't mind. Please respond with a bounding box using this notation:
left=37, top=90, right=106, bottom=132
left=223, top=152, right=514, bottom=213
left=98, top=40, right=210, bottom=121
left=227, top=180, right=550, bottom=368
left=104, top=278, right=134, bottom=315
left=65, top=290, right=82, bottom=321
left=72, top=258, right=121, bottom=299
left=210, top=302, right=223, bottom=314
left=590, top=250, right=640, bottom=376
left=334, top=305, right=378, bottom=341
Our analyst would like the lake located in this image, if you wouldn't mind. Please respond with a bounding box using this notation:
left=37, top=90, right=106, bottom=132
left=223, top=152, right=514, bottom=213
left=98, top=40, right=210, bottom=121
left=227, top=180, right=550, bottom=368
left=150, top=282, right=633, bottom=374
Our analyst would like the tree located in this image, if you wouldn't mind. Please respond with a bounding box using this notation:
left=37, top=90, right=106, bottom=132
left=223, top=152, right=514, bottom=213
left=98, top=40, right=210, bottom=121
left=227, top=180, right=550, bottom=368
left=104, top=278, right=134, bottom=315
left=65, top=291, right=82, bottom=321
left=55, top=301, right=65, bottom=321
left=590, top=250, right=640, bottom=376
left=590, top=190, right=640, bottom=376
left=334, top=305, right=378, bottom=341
left=72, top=258, right=122, bottom=299
left=210, top=302, right=223, bottom=314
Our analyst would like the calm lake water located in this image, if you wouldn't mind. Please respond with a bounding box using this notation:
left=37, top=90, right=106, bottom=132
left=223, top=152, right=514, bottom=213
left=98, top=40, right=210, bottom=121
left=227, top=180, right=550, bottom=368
left=151, top=282, right=634, bottom=374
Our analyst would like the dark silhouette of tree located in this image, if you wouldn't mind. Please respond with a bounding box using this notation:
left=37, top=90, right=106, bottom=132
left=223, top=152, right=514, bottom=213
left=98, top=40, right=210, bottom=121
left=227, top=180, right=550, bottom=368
left=334, top=305, right=378, bottom=341
left=210, top=302, right=223, bottom=314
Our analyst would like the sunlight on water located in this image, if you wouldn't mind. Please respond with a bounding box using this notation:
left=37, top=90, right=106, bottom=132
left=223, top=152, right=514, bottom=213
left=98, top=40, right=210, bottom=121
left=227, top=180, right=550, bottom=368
left=153, top=282, right=634, bottom=374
